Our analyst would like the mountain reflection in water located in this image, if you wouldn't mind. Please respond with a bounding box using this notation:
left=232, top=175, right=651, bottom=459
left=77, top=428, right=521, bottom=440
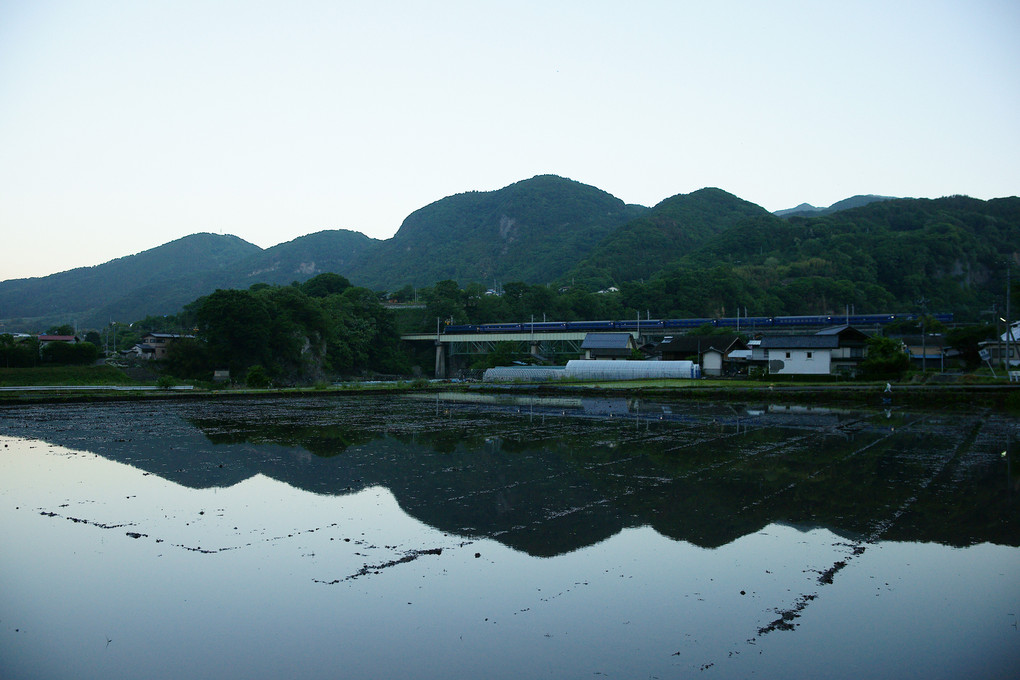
left=1, top=394, right=1016, bottom=555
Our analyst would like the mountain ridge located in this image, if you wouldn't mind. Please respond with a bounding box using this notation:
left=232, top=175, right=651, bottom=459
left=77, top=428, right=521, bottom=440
left=774, top=194, right=896, bottom=217
left=1, top=179, right=1016, bottom=330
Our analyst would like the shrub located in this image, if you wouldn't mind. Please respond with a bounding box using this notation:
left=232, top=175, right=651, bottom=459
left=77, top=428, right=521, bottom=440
left=245, top=365, right=271, bottom=388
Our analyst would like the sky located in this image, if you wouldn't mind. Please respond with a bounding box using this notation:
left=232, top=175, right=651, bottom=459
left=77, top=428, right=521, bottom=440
left=1, top=1, right=1018, bottom=282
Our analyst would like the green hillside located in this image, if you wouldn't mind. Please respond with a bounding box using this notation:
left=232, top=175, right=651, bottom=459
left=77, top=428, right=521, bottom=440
left=617, top=195, right=1020, bottom=321
left=773, top=194, right=895, bottom=218
left=1, top=179, right=1017, bottom=332
left=566, top=187, right=771, bottom=287
left=229, top=229, right=378, bottom=288
left=347, top=174, right=645, bottom=289
left=0, top=233, right=261, bottom=327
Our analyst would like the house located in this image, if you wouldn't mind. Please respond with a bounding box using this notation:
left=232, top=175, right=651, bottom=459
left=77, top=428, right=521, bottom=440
left=581, top=333, right=637, bottom=360
left=37, top=334, right=79, bottom=345
left=977, top=321, right=1020, bottom=368
left=657, top=335, right=748, bottom=376
left=136, top=332, right=194, bottom=360
left=751, top=325, right=869, bottom=376
left=899, top=334, right=946, bottom=369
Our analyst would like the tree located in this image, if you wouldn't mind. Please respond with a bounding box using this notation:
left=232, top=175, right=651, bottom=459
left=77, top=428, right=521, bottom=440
left=945, top=324, right=995, bottom=369
left=470, top=341, right=528, bottom=370
left=45, top=324, right=75, bottom=336
left=301, top=272, right=352, bottom=298
left=194, top=289, right=272, bottom=376
left=0, top=334, right=38, bottom=368
left=163, top=337, right=212, bottom=379
left=41, top=341, right=99, bottom=365
left=425, top=280, right=466, bottom=324
left=860, top=336, right=909, bottom=379
left=245, top=365, right=271, bottom=388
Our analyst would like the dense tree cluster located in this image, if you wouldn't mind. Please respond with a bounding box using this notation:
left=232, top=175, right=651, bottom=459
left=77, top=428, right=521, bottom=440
left=567, top=196, right=1019, bottom=321
left=0, top=335, right=39, bottom=368
left=0, top=334, right=100, bottom=367
left=156, top=274, right=410, bottom=384
left=397, top=280, right=628, bottom=329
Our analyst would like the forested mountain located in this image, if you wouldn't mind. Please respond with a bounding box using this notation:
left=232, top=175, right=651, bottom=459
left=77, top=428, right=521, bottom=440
left=565, top=188, right=770, bottom=287
left=1, top=175, right=1017, bottom=332
left=346, top=174, right=645, bottom=289
left=773, top=194, right=895, bottom=218
left=77, top=230, right=379, bottom=326
left=0, top=175, right=642, bottom=329
left=614, top=195, right=1020, bottom=321
left=0, top=233, right=261, bottom=326
left=232, top=229, right=378, bottom=287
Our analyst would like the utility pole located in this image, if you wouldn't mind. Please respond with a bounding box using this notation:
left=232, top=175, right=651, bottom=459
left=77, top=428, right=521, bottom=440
left=1007, top=266, right=1015, bottom=379
left=916, top=297, right=929, bottom=373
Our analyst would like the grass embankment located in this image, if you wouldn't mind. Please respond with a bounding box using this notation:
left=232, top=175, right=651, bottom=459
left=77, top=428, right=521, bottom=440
left=0, top=365, right=139, bottom=386
left=0, top=366, right=1015, bottom=412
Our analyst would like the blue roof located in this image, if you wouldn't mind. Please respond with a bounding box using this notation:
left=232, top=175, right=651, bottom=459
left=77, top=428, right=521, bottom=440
left=581, top=333, right=634, bottom=350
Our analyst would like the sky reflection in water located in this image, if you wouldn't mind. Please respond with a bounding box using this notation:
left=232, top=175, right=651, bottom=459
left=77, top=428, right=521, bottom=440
left=0, top=394, right=1017, bottom=679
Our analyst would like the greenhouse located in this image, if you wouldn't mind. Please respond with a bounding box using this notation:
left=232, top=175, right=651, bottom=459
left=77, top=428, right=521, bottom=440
left=482, top=360, right=700, bottom=382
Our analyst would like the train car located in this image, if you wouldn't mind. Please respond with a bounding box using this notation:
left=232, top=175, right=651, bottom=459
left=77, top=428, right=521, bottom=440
left=565, top=320, right=616, bottom=332
left=478, top=323, right=523, bottom=333
left=662, top=318, right=712, bottom=329
left=933, top=312, right=954, bottom=323
left=524, top=321, right=568, bottom=332
left=444, top=324, right=477, bottom=333
left=772, top=315, right=832, bottom=326
left=616, top=319, right=664, bottom=331
left=715, top=316, right=771, bottom=328
left=839, top=314, right=895, bottom=326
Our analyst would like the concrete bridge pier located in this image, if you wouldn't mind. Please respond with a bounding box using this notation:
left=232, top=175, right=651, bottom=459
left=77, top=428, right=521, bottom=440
left=434, top=341, right=446, bottom=379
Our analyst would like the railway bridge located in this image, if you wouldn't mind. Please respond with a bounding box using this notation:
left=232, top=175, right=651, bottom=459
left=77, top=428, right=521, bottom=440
left=401, top=313, right=950, bottom=378
left=401, top=330, right=612, bottom=378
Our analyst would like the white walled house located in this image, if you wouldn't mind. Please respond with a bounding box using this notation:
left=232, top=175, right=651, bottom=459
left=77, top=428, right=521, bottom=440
left=755, top=337, right=833, bottom=375
left=752, top=326, right=869, bottom=376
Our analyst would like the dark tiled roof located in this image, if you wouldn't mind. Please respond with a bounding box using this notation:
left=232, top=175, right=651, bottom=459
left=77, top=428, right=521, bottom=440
left=815, top=325, right=851, bottom=335
left=759, top=336, right=839, bottom=349
left=659, top=335, right=746, bottom=354
left=815, top=325, right=869, bottom=341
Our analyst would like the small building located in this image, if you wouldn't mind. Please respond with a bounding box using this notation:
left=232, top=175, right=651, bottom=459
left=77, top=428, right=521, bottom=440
left=814, top=325, right=870, bottom=374
left=137, top=332, right=194, bottom=360
left=977, top=322, right=1020, bottom=368
left=752, top=325, right=869, bottom=376
left=899, top=334, right=946, bottom=369
left=581, top=333, right=637, bottom=360
left=657, top=335, right=748, bottom=377
left=37, top=334, right=79, bottom=345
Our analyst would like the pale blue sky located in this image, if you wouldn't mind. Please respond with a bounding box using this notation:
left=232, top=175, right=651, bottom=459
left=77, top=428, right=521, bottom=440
left=1, top=0, right=1018, bottom=281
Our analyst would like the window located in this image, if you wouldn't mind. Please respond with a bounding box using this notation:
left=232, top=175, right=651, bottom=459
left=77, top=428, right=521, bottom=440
left=806, top=352, right=813, bottom=359
left=785, top=352, right=791, bottom=359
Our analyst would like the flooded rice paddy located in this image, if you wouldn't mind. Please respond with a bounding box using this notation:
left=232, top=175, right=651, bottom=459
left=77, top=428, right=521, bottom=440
left=1, top=393, right=1018, bottom=679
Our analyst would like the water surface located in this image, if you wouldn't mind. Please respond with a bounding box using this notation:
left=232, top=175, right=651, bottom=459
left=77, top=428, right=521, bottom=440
left=1, top=394, right=1017, bottom=679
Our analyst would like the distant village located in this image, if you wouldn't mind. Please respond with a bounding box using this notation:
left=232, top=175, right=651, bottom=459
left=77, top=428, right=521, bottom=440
left=5, top=312, right=1019, bottom=386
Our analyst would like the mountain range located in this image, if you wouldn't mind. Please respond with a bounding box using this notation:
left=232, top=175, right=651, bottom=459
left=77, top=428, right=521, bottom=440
left=0, top=175, right=1016, bottom=330
left=772, top=194, right=896, bottom=218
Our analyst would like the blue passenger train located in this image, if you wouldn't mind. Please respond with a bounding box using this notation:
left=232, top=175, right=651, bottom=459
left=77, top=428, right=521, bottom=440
left=443, top=312, right=952, bottom=334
